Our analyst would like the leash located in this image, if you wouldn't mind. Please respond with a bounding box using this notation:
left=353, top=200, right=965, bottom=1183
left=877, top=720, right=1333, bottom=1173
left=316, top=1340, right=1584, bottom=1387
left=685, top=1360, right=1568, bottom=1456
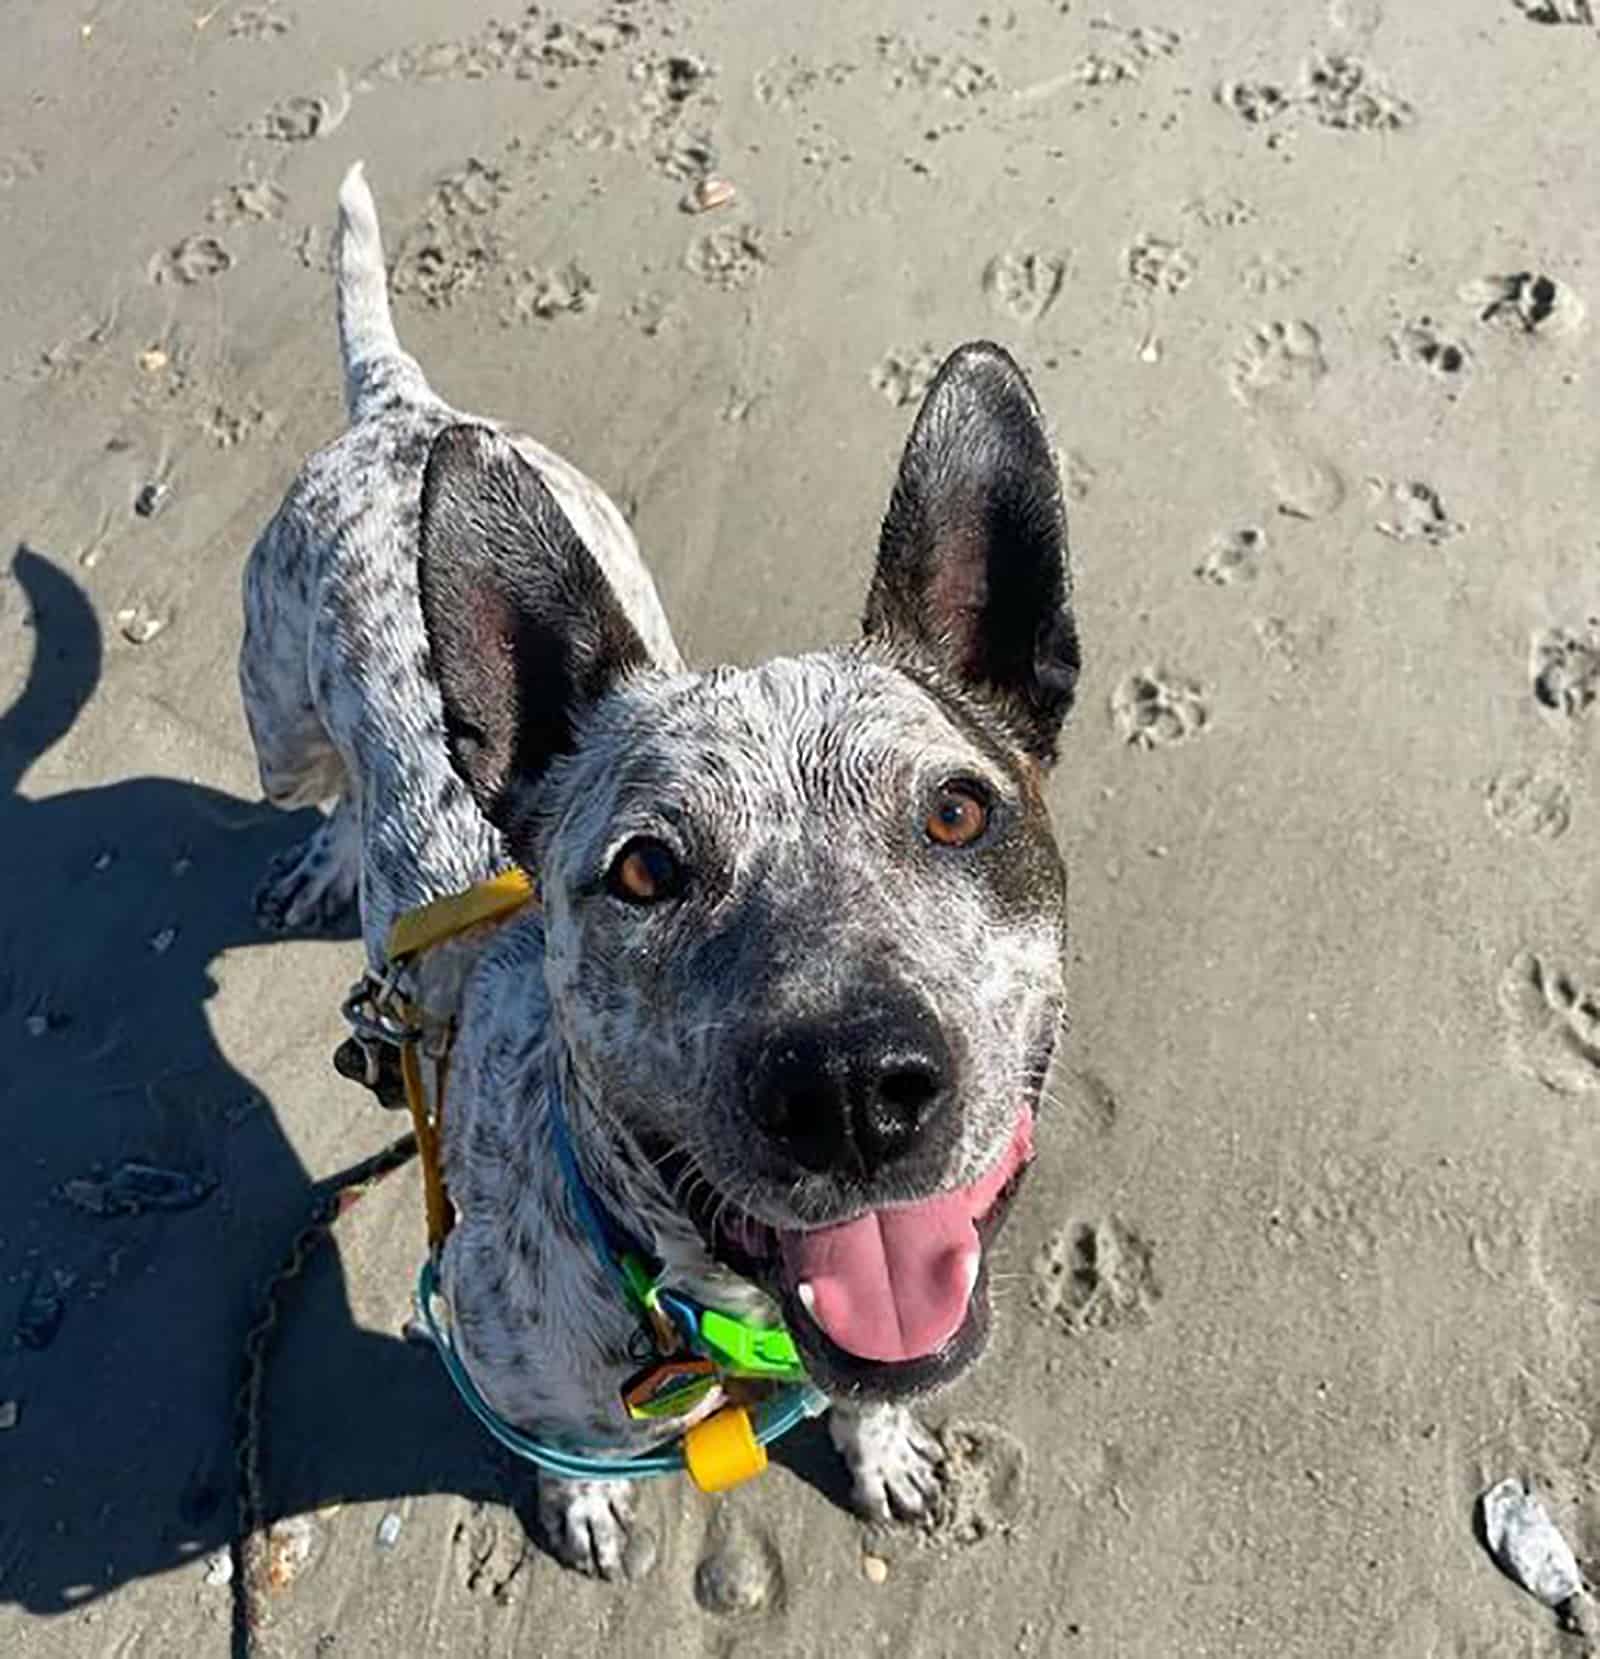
left=233, top=1130, right=421, bottom=1656
left=346, top=867, right=825, bottom=1494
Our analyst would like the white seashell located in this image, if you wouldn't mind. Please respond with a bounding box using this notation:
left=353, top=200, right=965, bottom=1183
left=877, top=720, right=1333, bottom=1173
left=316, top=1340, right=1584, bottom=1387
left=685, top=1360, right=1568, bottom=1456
left=1482, top=1477, right=1583, bottom=1608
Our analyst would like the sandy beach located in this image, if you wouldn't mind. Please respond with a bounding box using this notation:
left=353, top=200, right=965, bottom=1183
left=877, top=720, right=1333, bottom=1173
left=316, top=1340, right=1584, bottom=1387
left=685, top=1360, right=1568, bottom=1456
left=3, top=1, right=1600, bottom=1654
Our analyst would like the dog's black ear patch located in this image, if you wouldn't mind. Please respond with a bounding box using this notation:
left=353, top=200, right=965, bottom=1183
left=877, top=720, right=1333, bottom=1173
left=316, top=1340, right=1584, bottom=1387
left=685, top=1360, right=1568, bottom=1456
left=417, top=424, right=651, bottom=828
left=865, top=341, right=1079, bottom=765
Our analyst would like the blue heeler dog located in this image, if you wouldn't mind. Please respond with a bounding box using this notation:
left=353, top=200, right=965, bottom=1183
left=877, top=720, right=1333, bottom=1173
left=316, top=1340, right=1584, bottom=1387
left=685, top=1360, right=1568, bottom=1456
left=239, top=164, right=1079, bottom=1576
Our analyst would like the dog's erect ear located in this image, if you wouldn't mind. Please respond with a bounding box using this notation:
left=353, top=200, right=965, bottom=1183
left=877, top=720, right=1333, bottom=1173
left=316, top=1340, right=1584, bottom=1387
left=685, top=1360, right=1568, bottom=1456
left=864, top=341, right=1079, bottom=765
left=417, top=424, right=651, bottom=828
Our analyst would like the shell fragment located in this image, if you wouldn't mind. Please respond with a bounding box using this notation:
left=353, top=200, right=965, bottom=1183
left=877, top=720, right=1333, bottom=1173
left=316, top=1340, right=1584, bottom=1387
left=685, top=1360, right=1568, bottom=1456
left=1481, top=1477, right=1583, bottom=1609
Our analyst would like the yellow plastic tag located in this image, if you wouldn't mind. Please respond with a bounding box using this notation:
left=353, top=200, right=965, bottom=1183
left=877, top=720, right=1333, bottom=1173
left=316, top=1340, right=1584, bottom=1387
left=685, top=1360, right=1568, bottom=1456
left=683, top=1405, right=768, bottom=1493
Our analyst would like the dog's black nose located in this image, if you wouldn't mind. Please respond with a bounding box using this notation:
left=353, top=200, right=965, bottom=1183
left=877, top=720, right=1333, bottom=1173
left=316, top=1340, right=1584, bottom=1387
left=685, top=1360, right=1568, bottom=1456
left=743, top=999, right=952, bottom=1176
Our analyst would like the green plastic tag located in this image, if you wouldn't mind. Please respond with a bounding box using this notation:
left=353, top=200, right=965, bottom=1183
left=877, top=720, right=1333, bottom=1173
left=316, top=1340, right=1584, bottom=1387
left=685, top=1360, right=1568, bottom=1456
left=697, top=1308, right=806, bottom=1380
left=618, top=1253, right=807, bottom=1382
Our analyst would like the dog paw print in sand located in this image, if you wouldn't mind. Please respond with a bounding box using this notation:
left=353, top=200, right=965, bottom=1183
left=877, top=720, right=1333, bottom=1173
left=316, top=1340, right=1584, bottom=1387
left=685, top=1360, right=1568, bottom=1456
left=1195, top=526, right=1267, bottom=585
left=508, top=262, right=596, bottom=322
left=1462, top=271, right=1585, bottom=338
left=1181, top=191, right=1258, bottom=232
left=0, top=146, right=43, bottom=191
left=1389, top=316, right=1471, bottom=381
left=1229, top=319, right=1327, bottom=408
left=695, top=1517, right=784, bottom=1614
left=920, top=1421, right=1028, bottom=1549
left=1073, top=21, right=1180, bottom=88
left=245, top=73, right=351, bottom=143
left=1254, top=613, right=1333, bottom=673
left=876, top=34, right=1001, bottom=99
left=1219, top=54, right=1410, bottom=132
left=390, top=162, right=508, bottom=309
left=1241, top=251, right=1302, bottom=296
left=433, top=157, right=508, bottom=218
left=1031, top=1217, right=1160, bottom=1333
left=207, top=180, right=287, bottom=226
left=1112, top=671, right=1209, bottom=748
left=872, top=345, right=942, bottom=408
left=1370, top=479, right=1463, bottom=545
left=1216, top=78, right=1292, bottom=125
left=753, top=55, right=859, bottom=110
left=1300, top=53, right=1413, bottom=130
left=1485, top=769, right=1572, bottom=841
left=198, top=401, right=270, bottom=450
left=148, top=235, right=232, bottom=286
left=983, top=252, right=1068, bottom=322
left=656, top=127, right=718, bottom=184
left=1267, top=444, right=1346, bottom=521
left=362, top=14, right=642, bottom=88
left=392, top=230, right=500, bottom=307
left=685, top=224, right=766, bottom=290
left=1530, top=622, right=1600, bottom=719
left=1500, top=950, right=1600, bottom=1094
left=1126, top=236, right=1194, bottom=296
left=451, top=1504, right=533, bottom=1603
left=228, top=5, right=293, bottom=38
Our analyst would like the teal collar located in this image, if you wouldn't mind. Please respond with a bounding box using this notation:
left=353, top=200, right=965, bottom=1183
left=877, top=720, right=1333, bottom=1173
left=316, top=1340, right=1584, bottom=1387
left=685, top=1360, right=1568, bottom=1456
left=414, top=1091, right=824, bottom=1484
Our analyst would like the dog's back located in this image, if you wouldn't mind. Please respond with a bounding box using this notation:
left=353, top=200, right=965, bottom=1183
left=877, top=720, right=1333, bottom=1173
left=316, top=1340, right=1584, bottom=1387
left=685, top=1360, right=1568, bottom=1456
left=238, top=164, right=677, bottom=978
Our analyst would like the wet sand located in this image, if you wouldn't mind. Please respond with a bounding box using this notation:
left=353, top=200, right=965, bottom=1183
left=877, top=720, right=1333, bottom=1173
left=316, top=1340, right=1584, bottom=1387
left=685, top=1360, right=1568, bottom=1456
left=3, top=1, right=1600, bottom=1654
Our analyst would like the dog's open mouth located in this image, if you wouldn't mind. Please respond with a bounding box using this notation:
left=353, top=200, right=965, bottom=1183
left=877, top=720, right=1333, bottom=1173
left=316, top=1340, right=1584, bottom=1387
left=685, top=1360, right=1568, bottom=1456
left=687, top=1109, right=1035, bottom=1396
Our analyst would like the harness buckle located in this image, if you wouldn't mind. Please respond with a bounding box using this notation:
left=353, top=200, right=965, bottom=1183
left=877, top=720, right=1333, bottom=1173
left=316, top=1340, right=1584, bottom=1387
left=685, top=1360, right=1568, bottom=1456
left=336, top=969, right=423, bottom=1109
left=342, top=967, right=419, bottom=1045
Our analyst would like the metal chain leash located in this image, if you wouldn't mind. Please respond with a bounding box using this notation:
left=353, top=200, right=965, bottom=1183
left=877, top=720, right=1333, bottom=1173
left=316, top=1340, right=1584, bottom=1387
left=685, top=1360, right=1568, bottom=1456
left=231, top=1131, right=420, bottom=1657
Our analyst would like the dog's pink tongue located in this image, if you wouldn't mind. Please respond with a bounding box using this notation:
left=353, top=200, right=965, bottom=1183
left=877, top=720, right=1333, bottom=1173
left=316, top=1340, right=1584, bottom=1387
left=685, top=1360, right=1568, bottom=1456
left=779, top=1113, right=1033, bottom=1365
left=781, top=1204, right=977, bottom=1362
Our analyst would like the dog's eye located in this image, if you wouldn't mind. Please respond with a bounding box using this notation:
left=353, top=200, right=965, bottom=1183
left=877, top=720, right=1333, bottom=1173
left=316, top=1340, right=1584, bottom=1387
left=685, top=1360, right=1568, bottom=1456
left=925, top=781, right=990, bottom=848
left=608, top=837, right=683, bottom=904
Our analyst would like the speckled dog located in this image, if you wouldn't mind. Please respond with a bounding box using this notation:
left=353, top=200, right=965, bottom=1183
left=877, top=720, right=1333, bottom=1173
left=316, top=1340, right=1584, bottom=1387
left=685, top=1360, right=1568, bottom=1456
left=240, top=164, right=1080, bottom=1576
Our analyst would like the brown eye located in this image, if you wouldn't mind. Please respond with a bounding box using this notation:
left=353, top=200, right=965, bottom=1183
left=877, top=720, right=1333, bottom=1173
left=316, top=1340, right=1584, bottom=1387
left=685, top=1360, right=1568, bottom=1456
left=926, top=782, right=990, bottom=848
left=608, top=837, right=684, bottom=904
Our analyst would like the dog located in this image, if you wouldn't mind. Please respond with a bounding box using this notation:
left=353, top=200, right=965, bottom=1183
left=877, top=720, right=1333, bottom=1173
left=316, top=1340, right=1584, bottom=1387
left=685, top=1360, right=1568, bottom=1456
left=239, top=163, right=1079, bottom=1577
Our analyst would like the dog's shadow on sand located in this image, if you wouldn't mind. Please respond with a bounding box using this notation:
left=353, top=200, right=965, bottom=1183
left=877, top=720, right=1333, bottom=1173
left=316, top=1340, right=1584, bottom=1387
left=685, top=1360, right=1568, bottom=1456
left=0, top=549, right=852, bottom=1639
left=0, top=549, right=512, bottom=1633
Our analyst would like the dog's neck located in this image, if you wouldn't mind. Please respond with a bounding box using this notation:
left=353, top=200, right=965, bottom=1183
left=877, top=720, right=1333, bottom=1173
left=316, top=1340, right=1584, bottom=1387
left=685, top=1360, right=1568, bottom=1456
left=550, top=1048, right=782, bottom=1329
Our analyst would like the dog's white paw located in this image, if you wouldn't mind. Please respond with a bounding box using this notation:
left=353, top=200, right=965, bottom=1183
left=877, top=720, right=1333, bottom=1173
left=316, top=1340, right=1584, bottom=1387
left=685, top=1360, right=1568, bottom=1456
left=254, top=804, right=359, bottom=934
left=830, top=1402, right=944, bottom=1524
left=537, top=1476, right=637, bottom=1579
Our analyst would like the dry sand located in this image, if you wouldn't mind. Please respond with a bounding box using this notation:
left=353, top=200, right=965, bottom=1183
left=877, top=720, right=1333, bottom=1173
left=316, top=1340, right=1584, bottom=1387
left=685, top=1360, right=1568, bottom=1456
left=3, top=1, right=1600, bottom=1654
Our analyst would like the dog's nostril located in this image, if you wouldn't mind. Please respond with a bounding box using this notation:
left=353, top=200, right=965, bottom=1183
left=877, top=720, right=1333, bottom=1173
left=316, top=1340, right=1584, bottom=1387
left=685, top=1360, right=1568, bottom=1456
left=744, top=1037, right=850, bottom=1172
left=876, top=1061, right=942, bottom=1119
left=856, top=1054, right=947, bottom=1169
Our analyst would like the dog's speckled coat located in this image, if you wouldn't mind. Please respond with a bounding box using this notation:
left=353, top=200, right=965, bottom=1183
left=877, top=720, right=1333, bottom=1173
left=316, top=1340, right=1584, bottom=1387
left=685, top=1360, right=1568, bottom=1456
left=239, top=165, right=1078, bottom=1577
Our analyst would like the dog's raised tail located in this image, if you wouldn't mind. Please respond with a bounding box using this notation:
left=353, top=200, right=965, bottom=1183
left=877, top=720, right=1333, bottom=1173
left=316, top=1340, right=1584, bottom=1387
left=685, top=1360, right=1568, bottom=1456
left=336, top=162, right=425, bottom=419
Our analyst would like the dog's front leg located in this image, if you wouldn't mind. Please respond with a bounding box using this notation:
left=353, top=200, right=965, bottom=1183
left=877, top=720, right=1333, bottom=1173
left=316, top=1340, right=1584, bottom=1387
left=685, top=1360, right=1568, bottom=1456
left=828, top=1401, right=945, bottom=1523
left=537, top=1474, right=638, bottom=1579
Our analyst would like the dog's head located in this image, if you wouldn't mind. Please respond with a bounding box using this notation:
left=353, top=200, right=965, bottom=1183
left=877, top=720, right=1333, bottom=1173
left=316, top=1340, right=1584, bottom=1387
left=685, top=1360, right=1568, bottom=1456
left=418, top=342, right=1077, bottom=1401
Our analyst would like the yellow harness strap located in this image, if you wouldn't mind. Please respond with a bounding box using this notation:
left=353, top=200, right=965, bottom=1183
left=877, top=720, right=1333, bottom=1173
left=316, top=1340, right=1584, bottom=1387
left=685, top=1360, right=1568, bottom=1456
left=384, top=868, right=539, bottom=1252
left=387, top=867, right=539, bottom=961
